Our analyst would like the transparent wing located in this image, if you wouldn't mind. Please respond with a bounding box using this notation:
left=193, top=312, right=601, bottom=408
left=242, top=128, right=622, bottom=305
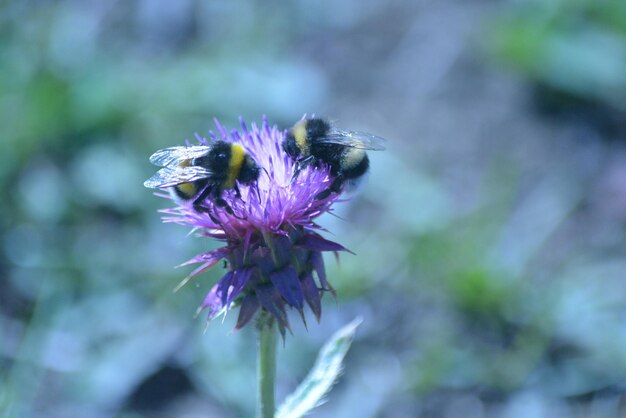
left=315, top=130, right=386, bottom=150
left=148, top=145, right=211, bottom=166
left=144, top=165, right=213, bottom=188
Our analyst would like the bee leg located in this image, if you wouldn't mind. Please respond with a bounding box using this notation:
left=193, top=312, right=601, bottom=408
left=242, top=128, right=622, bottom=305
left=206, top=186, right=229, bottom=213
left=315, top=175, right=344, bottom=200
left=207, top=211, right=222, bottom=225
left=291, top=156, right=314, bottom=184
left=234, top=183, right=242, bottom=199
left=291, top=164, right=303, bottom=183
left=212, top=188, right=245, bottom=219
left=215, top=197, right=233, bottom=214
left=192, top=183, right=215, bottom=213
left=215, top=197, right=248, bottom=220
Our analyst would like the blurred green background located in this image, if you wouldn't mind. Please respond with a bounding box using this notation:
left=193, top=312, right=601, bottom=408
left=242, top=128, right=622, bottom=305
left=1, top=0, right=626, bottom=417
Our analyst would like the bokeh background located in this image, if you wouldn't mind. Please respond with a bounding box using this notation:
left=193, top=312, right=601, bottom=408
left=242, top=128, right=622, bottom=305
left=2, top=0, right=626, bottom=417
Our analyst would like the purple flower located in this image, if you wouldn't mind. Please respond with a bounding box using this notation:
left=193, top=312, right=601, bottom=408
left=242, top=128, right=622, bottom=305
left=155, top=116, right=351, bottom=336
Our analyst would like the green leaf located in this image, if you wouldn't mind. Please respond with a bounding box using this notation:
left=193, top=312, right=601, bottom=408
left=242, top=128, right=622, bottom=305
left=277, top=318, right=362, bottom=418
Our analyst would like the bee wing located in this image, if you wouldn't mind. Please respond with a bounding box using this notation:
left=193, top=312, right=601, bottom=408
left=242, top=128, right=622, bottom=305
left=144, top=165, right=213, bottom=189
left=148, top=146, right=212, bottom=166
left=316, top=130, right=387, bottom=151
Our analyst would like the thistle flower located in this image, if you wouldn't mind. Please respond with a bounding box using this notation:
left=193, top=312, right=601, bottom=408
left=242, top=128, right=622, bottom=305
left=157, top=116, right=350, bottom=336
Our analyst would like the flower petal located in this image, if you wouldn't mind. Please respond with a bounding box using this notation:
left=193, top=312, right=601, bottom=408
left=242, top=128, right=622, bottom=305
left=297, top=233, right=354, bottom=254
left=217, top=271, right=234, bottom=305
left=235, top=293, right=260, bottom=329
left=227, top=268, right=253, bottom=305
left=301, top=273, right=322, bottom=322
left=269, top=266, right=304, bottom=309
left=177, top=247, right=229, bottom=268
left=173, top=248, right=229, bottom=292
left=256, top=284, right=289, bottom=331
left=310, top=252, right=335, bottom=296
left=199, top=286, right=226, bottom=320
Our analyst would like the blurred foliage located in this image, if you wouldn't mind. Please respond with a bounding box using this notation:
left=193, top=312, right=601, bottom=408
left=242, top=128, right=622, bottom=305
left=488, top=0, right=626, bottom=119
left=2, top=0, right=626, bottom=417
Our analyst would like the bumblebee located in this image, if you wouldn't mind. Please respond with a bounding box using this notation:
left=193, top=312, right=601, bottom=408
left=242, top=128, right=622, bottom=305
left=144, top=140, right=260, bottom=213
left=282, top=118, right=386, bottom=199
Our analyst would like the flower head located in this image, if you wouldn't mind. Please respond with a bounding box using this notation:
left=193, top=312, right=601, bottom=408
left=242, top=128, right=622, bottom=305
left=156, top=116, right=350, bottom=336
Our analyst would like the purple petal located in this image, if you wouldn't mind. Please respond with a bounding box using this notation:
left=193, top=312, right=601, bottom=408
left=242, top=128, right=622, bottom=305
left=301, top=273, right=322, bottom=322
left=239, top=116, right=249, bottom=136
left=186, top=262, right=219, bottom=282
left=173, top=248, right=229, bottom=292
left=217, top=271, right=234, bottom=305
left=235, top=293, right=259, bottom=329
left=274, top=299, right=290, bottom=339
left=177, top=247, right=229, bottom=268
left=213, top=118, right=228, bottom=139
left=200, top=286, right=225, bottom=320
left=250, top=246, right=275, bottom=272
left=269, top=266, right=303, bottom=309
left=227, top=268, right=253, bottom=305
left=243, top=230, right=253, bottom=260
left=297, top=234, right=354, bottom=254
left=272, top=234, right=293, bottom=265
left=310, top=252, right=335, bottom=296
left=255, top=284, right=288, bottom=329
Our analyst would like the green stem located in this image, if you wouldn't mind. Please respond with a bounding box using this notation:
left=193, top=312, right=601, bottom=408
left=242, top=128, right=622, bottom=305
left=257, top=310, right=277, bottom=418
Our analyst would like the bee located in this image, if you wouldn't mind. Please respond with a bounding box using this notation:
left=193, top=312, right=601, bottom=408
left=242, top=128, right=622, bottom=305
left=282, top=118, right=386, bottom=199
left=144, top=140, right=260, bottom=213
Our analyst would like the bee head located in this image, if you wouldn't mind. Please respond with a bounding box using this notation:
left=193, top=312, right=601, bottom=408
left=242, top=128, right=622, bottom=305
left=282, top=132, right=302, bottom=159
left=238, top=154, right=260, bottom=184
left=192, top=141, right=231, bottom=171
